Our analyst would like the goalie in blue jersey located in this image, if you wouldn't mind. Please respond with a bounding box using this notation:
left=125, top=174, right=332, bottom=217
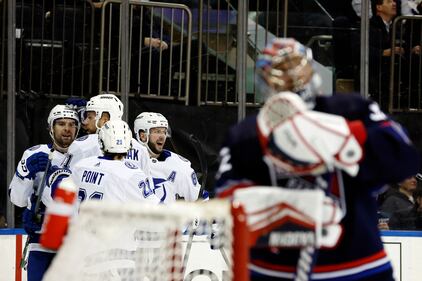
left=215, top=38, right=420, bottom=281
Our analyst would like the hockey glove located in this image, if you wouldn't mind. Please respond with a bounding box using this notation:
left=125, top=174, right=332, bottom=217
left=65, top=97, right=87, bottom=110
left=16, top=152, right=49, bottom=180
left=22, top=208, right=42, bottom=235
left=65, top=97, right=87, bottom=125
left=257, top=92, right=363, bottom=176
left=22, top=194, right=45, bottom=235
left=47, top=165, right=72, bottom=196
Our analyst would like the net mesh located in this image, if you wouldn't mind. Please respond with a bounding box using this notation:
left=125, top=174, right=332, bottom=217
left=43, top=200, right=234, bottom=281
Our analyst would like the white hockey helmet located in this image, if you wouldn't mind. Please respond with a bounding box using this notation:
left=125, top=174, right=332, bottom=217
left=133, top=112, right=169, bottom=143
left=86, top=94, right=124, bottom=128
left=98, top=120, right=132, bottom=154
left=47, top=104, right=80, bottom=138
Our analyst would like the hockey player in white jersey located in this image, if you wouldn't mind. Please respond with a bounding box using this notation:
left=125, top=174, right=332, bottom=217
left=64, top=94, right=150, bottom=174
left=134, top=112, right=208, bottom=204
left=8, top=105, right=79, bottom=281
left=39, top=120, right=160, bottom=258
left=71, top=119, right=160, bottom=204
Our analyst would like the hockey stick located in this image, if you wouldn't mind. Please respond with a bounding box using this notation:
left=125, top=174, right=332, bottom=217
left=34, top=148, right=54, bottom=220
left=189, top=134, right=208, bottom=197
left=293, top=169, right=345, bottom=281
left=171, top=132, right=209, bottom=276
left=20, top=148, right=54, bottom=269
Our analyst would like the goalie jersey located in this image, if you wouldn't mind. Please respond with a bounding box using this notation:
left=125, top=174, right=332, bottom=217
left=72, top=156, right=159, bottom=204
left=65, top=134, right=151, bottom=175
left=150, top=150, right=206, bottom=204
left=215, top=94, right=420, bottom=281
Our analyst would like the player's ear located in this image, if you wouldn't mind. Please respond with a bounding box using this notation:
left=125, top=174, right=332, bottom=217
left=101, top=112, right=111, bottom=122
left=139, top=131, right=147, bottom=142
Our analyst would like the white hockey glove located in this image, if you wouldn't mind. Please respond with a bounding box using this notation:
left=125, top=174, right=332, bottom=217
left=257, top=92, right=365, bottom=176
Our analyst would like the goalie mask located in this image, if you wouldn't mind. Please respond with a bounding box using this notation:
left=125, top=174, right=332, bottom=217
left=98, top=120, right=132, bottom=154
left=86, top=94, right=124, bottom=131
left=255, top=38, right=322, bottom=107
left=134, top=112, right=169, bottom=144
left=47, top=105, right=80, bottom=151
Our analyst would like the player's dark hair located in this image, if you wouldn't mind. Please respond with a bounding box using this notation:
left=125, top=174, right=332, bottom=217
left=103, top=152, right=127, bottom=160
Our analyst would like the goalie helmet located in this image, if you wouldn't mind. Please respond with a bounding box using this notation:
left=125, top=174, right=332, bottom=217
left=86, top=94, right=124, bottom=128
left=256, top=38, right=321, bottom=106
left=98, top=120, right=132, bottom=154
left=133, top=112, right=169, bottom=143
left=47, top=105, right=80, bottom=140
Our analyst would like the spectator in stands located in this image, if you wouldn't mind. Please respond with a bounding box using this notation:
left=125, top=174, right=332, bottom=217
left=379, top=175, right=418, bottom=217
left=369, top=0, right=404, bottom=109
left=389, top=188, right=422, bottom=230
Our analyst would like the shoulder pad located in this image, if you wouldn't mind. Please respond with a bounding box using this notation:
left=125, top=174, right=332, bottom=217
left=76, top=135, right=89, bottom=141
left=176, top=153, right=189, bottom=163
left=162, top=150, right=172, bottom=159
left=28, top=145, right=41, bottom=151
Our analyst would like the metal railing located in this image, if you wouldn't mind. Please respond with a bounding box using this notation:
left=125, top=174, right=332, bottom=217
left=99, top=0, right=192, bottom=105
left=11, top=0, right=96, bottom=98
left=389, top=15, right=422, bottom=113
left=196, top=0, right=288, bottom=106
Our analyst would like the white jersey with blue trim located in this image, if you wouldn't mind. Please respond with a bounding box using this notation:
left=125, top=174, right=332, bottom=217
left=72, top=156, right=160, bottom=204
left=66, top=134, right=151, bottom=176
left=9, top=144, right=68, bottom=208
left=9, top=144, right=68, bottom=253
left=150, top=150, right=203, bottom=204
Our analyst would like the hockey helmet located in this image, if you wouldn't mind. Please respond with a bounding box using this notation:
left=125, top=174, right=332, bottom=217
left=133, top=112, right=169, bottom=143
left=47, top=105, right=80, bottom=138
left=85, top=94, right=124, bottom=128
left=98, top=120, right=132, bottom=154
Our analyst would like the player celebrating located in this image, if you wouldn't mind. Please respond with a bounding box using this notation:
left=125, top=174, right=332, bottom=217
left=8, top=105, right=79, bottom=281
left=134, top=112, right=208, bottom=203
left=63, top=94, right=150, bottom=174
left=40, top=119, right=160, bottom=254
left=70, top=119, right=160, bottom=204
left=215, top=38, right=420, bottom=281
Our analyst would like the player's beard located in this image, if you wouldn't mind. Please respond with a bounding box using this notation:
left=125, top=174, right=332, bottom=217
left=54, top=132, right=75, bottom=149
left=148, top=140, right=163, bottom=155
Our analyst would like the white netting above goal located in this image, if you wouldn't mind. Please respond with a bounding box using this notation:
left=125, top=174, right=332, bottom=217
left=43, top=199, right=235, bottom=281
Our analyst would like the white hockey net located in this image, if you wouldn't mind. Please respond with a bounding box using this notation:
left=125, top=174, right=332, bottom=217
left=43, top=199, right=244, bottom=281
